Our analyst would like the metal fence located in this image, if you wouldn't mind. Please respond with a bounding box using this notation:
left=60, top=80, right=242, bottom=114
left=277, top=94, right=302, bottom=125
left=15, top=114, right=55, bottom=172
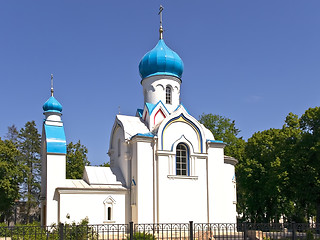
left=0, top=222, right=319, bottom=240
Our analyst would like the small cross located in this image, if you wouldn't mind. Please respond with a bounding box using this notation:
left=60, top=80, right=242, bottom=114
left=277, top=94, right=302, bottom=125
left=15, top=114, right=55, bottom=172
left=50, top=74, right=54, bottom=96
left=158, top=5, right=164, bottom=27
left=158, top=5, right=164, bottom=39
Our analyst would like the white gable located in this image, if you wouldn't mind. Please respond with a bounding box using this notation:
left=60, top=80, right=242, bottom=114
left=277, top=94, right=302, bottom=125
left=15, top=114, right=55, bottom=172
left=115, top=115, right=150, bottom=140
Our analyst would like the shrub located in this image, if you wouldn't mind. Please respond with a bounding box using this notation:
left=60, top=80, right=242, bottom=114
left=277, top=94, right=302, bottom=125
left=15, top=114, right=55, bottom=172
left=130, top=232, right=155, bottom=240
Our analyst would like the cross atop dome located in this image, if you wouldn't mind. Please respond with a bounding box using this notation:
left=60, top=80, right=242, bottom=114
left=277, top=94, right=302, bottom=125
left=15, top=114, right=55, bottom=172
left=138, top=6, right=184, bottom=80
left=43, top=74, right=63, bottom=113
left=158, top=5, right=164, bottom=39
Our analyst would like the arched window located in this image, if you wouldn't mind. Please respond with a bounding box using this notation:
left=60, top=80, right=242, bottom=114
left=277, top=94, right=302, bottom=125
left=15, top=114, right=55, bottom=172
left=166, top=86, right=172, bottom=104
left=103, top=196, right=116, bottom=222
left=176, top=143, right=189, bottom=176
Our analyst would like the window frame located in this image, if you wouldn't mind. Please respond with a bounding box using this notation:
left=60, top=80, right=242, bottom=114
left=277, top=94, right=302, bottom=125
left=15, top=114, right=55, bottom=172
left=176, top=143, right=189, bottom=176
left=166, top=86, right=172, bottom=104
left=103, top=196, right=116, bottom=223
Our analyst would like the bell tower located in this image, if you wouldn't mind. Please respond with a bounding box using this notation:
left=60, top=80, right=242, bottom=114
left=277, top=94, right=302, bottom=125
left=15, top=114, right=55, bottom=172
left=40, top=75, right=67, bottom=226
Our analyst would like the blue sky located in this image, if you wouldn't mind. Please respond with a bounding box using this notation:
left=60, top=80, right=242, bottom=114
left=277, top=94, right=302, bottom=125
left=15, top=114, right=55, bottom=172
left=1, top=1, right=320, bottom=165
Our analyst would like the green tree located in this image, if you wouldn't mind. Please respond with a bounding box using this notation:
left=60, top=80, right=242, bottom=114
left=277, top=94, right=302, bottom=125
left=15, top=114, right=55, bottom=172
left=236, top=112, right=304, bottom=222
left=298, top=107, right=320, bottom=223
left=100, top=162, right=110, bottom=167
left=199, top=113, right=245, bottom=160
left=237, top=128, right=290, bottom=222
left=18, top=121, right=41, bottom=223
left=0, top=138, right=23, bottom=223
left=66, top=141, right=90, bottom=179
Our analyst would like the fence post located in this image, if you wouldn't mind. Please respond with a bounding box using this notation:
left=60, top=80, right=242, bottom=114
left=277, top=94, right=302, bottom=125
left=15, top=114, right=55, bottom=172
left=129, top=221, right=134, bottom=240
left=189, top=221, right=193, bottom=240
left=292, top=222, right=296, bottom=240
left=243, top=222, right=247, bottom=240
left=59, top=223, right=64, bottom=240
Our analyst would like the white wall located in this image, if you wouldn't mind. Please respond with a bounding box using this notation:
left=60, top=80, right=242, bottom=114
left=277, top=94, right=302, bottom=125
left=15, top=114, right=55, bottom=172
left=157, top=155, right=208, bottom=223
left=46, top=154, right=66, bottom=225
left=132, top=138, right=154, bottom=223
left=110, top=127, right=130, bottom=187
left=141, top=75, right=181, bottom=113
left=59, top=192, right=126, bottom=224
left=207, top=144, right=237, bottom=224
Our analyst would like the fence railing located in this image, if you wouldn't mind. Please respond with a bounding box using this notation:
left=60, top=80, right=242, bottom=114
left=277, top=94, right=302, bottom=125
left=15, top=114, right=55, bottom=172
left=0, top=222, right=319, bottom=240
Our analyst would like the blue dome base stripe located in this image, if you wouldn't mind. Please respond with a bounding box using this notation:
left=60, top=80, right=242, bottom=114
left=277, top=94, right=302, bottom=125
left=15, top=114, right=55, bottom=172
left=44, top=124, right=67, bottom=154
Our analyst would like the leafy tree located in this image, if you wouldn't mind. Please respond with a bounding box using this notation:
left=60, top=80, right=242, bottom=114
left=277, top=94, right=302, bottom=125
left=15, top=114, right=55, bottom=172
left=199, top=113, right=245, bottom=160
left=236, top=112, right=310, bottom=223
left=66, top=141, right=90, bottom=179
left=237, top=127, right=291, bottom=222
left=0, top=138, right=23, bottom=222
left=18, top=121, right=41, bottom=223
left=298, top=107, right=320, bottom=223
left=100, top=162, right=110, bottom=167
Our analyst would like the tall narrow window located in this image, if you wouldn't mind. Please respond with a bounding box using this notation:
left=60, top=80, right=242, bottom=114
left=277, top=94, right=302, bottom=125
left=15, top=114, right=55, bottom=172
left=166, top=86, right=172, bottom=104
left=176, top=143, right=189, bottom=176
left=107, top=207, right=112, bottom=220
left=103, top=196, right=116, bottom=222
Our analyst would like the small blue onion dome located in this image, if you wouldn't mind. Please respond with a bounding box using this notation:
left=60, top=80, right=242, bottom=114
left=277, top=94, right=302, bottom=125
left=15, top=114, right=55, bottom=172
left=43, top=96, right=63, bottom=113
left=139, top=39, right=184, bottom=79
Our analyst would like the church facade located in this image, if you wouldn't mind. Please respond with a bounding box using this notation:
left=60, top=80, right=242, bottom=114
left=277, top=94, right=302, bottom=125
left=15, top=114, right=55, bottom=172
left=40, top=20, right=237, bottom=226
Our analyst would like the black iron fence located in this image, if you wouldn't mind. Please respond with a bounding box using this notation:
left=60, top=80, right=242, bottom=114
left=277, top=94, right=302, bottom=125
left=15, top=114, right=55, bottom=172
left=0, top=222, right=319, bottom=240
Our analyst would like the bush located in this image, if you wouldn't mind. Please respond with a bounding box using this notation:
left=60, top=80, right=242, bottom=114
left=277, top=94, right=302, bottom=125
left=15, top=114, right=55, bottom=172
left=130, top=232, right=155, bottom=240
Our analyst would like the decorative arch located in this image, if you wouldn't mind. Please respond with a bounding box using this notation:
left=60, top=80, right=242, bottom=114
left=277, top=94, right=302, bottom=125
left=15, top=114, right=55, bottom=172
left=171, top=135, right=195, bottom=154
left=161, top=113, right=203, bottom=153
left=103, top=196, right=116, bottom=222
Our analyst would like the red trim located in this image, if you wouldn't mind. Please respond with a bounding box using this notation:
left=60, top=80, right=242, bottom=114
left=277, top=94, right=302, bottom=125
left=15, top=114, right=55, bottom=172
left=154, top=109, right=165, bottom=124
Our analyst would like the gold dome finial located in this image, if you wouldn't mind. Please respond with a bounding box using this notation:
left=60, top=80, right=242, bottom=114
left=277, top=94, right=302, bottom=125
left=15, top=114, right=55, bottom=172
left=158, top=5, right=164, bottom=39
left=50, top=74, right=54, bottom=97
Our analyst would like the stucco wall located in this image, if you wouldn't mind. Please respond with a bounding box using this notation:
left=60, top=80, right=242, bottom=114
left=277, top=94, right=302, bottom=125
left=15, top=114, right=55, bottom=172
left=141, top=76, right=181, bottom=113
left=157, top=155, right=208, bottom=223
left=46, top=154, right=66, bottom=225
left=59, top=192, right=126, bottom=224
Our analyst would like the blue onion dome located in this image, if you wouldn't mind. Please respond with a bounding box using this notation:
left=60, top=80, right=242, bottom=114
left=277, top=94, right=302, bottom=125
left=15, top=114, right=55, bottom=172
left=43, top=96, right=62, bottom=113
left=139, top=39, right=184, bottom=79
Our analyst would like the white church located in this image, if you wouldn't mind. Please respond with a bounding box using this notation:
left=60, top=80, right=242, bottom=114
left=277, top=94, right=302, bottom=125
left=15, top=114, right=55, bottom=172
left=40, top=12, right=238, bottom=226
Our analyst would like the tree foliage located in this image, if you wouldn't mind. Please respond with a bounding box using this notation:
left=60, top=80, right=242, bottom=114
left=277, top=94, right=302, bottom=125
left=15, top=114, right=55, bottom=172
left=17, top=121, right=41, bottom=223
left=0, top=138, right=23, bottom=222
left=66, top=141, right=90, bottom=179
left=199, top=113, right=245, bottom=160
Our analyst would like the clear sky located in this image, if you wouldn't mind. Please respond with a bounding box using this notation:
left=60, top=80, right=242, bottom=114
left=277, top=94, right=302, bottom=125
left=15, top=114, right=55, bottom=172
left=1, top=1, right=320, bottom=165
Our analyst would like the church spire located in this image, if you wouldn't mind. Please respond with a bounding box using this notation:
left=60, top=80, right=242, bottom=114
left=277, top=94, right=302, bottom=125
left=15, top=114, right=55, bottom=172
left=158, top=5, right=164, bottom=39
